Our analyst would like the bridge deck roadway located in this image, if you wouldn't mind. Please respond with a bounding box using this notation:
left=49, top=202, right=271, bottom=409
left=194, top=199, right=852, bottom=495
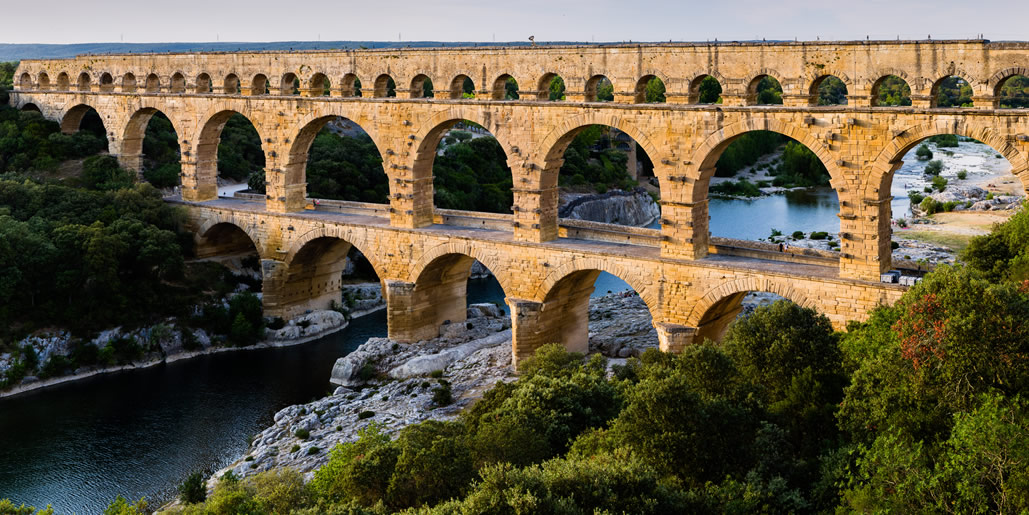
left=183, top=196, right=844, bottom=282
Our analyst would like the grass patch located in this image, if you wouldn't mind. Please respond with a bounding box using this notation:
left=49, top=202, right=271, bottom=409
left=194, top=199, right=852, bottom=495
left=896, top=231, right=974, bottom=253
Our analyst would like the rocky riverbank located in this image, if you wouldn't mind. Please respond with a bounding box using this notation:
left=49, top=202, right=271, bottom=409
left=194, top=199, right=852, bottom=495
left=0, top=282, right=386, bottom=400
left=559, top=188, right=660, bottom=227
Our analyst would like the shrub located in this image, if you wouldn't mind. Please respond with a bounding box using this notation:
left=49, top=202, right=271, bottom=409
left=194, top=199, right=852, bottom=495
left=102, top=496, right=148, bottom=514
left=387, top=421, right=476, bottom=509
left=931, top=175, right=948, bottom=192
left=908, top=191, right=925, bottom=205
left=957, top=170, right=968, bottom=180
left=929, top=134, right=960, bottom=147
left=432, top=381, right=453, bottom=406
left=810, top=231, right=829, bottom=240
left=178, top=472, right=207, bottom=504
left=711, top=178, right=762, bottom=197
left=915, top=144, right=933, bottom=161
left=791, top=231, right=805, bottom=240
left=143, top=162, right=180, bottom=189
left=310, top=423, right=397, bottom=505
left=81, top=155, right=135, bottom=191
left=307, top=446, right=320, bottom=455
left=920, top=197, right=942, bottom=215
left=295, top=428, right=310, bottom=440
left=358, top=410, right=376, bottom=420
left=924, top=160, right=944, bottom=176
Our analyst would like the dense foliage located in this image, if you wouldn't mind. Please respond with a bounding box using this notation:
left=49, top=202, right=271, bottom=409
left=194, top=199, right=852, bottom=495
left=216, top=114, right=265, bottom=182
left=817, top=76, right=848, bottom=105
left=876, top=75, right=912, bottom=106
left=935, top=76, right=974, bottom=107
left=433, top=136, right=513, bottom=213
left=305, top=131, right=389, bottom=203
left=558, top=125, right=641, bottom=193
left=997, top=74, right=1029, bottom=108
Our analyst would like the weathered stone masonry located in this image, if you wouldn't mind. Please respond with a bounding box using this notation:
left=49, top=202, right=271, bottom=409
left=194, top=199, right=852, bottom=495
left=11, top=40, right=1029, bottom=363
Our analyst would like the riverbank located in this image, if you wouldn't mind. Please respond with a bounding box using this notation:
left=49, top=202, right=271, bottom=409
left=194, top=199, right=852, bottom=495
left=0, top=283, right=386, bottom=400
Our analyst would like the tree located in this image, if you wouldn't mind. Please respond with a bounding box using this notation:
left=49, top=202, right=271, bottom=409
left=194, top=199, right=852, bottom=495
left=697, top=76, right=722, bottom=104
left=178, top=472, right=207, bottom=504
left=817, top=76, right=848, bottom=105
left=644, top=76, right=666, bottom=103
left=548, top=75, right=565, bottom=101
left=915, top=144, right=933, bottom=161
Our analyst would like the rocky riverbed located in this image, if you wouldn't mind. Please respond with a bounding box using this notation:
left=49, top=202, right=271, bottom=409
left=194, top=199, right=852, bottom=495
left=559, top=188, right=660, bottom=227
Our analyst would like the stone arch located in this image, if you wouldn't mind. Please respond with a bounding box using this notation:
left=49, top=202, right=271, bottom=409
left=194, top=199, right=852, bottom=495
left=409, top=73, right=433, bottom=98
left=744, top=69, right=785, bottom=105
left=20, top=103, right=41, bottom=113
left=374, top=73, right=396, bottom=97
left=251, top=73, right=269, bottom=95
left=284, top=225, right=380, bottom=275
left=170, top=72, right=186, bottom=93
left=307, top=72, right=330, bottom=96
left=807, top=73, right=850, bottom=106
left=688, top=73, right=724, bottom=104
left=279, top=72, right=299, bottom=95
left=930, top=74, right=975, bottom=108
left=409, top=240, right=512, bottom=296
left=537, top=72, right=564, bottom=101
left=866, top=121, right=1029, bottom=197
left=634, top=73, right=668, bottom=104
left=685, top=277, right=815, bottom=340
left=491, top=73, right=518, bottom=100
left=121, top=106, right=183, bottom=172
left=56, top=72, right=70, bottom=91
left=18, top=72, right=32, bottom=89
left=121, top=73, right=137, bottom=93
left=75, top=72, right=91, bottom=91
left=194, top=218, right=263, bottom=259
left=535, top=111, right=663, bottom=191
left=36, top=72, right=50, bottom=90
left=686, top=117, right=842, bottom=202
left=989, top=67, right=1029, bottom=93
left=340, top=73, right=361, bottom=97
left=60, top=103, right=107, bottom=135
left=449, top=74, right=474, bottom=99
left=144, top=73, right=161, bottom=93
left=584, top=74, right=613, bottom=102
left=195, top=73, right=212, bottom=93
left=283, top=111, right=389, bottom=203
left=98, top=72, right=114, bottom=92
left=535, top=258, right=659, bottom=315
left=224, top=73, right=241, bottom=94
left=870, top=72, right=912, bottom=106
left=193, top=108, right=269, bottom=200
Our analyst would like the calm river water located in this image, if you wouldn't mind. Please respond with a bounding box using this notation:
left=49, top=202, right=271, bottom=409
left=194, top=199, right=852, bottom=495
left=0, top=188, right=845, bottom=513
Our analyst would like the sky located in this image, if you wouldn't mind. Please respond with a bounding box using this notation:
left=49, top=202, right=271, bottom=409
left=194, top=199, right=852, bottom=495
left=1, top=0, right=1025, bottom=44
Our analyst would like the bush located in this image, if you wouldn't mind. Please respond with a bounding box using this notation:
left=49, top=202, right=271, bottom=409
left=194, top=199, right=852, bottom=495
left=81, top=155, right=135, bottom=191
left=957, top=170, right=968, bottom=180
left=924, top=160, right=944, bottom=176
left=711, top=178, right=762, bottom=197
left=358, top=410, right=375, bottom=420
left=920, top=197, right=942, bottom=215
left=143, top=162, right=180, bottom=189
left=310, top=423, right=397, bottom=505
left=810, top=231, right=829, bottom=240
left=178, top=472, right=207, bottom=504
left=908, top=191, right=925, bottom=205
left=295, top=428, right=311, bottom=440
left=791, top=231, right=805, bottom=240
left=929, top=134, right=960, bottom=147
left=915, top=144, right=933, bottom=161
left=931, top=175, right=948, bottom=192
left=432, top=381, right=453, bottom=406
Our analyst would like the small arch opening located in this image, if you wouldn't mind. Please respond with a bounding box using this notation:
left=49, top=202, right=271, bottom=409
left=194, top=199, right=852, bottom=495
left=56, top=72, right=70, bottom=91
left=538, top=73, right=565, bottom=101
left=995, top=74, right=1029, bottom=108
left=585, top=75, right=613, bottom=102
left=76, top=72, right=90, bottom=92
left=747, top=75, right=782, bottom=105
left=121, top=73, right=137, bottom=93
left=340, top=73, right=361, bottom=97
left=198, top=112, right=266, bottom=198
left=635, top=75, right=666, bottom=103
left=224, top=74, right=241, bottom=95
left=812, top=75, right=848, bottom=106
left=308, top=73, right=331, bottom=96
left=450, top=75, right=475, bottom=99
left=36, top=72, right=50, bottom=90
left=144, top=73, right=160, bottom=93
left=18, top=72, right=32, bottom=89
left=410, top=74, right=433, bottom=98
left=170, top=73, right=186, bottom=93
left=492, top=74, right=518, bottom=100
left=689, top=75, right=722, bottom=104
left=98, top=73, right=114, bottom=93
left=374, top=74, right=396, bottom=98
left=59, top=104, right=109, bottom=153
left=871, top=75, right=911, bottom=106
left=280, top=73, right=300, bottom=95
left=932, top=76, right=973, bottom=108
left=195, top=73, right=213, bottom=93
left=250, top=74, right=269, bottom=95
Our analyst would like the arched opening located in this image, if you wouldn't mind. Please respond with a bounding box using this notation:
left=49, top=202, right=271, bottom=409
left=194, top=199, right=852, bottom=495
left=145, top=73, right=160, bottom=93
left=811, top=75, right=848, bottom=106
left=994, top=73, right=1029, bottom=108
left=194, top=222, right=259, bottom=260
left=308, top=73, right=331, bottom=96
left=492, top=74, right=518, bottom=100
left=535, top=269, right=656, bottom=357
left=402, top=253, right=507, bottom=342
left=538, top=73, right=565, bottom=101
left=20, top=103, right=41, bottom=113
left=635, top=75, right=666, bottom=103
left=195, top=73, right=212, bottom=93
left=932, top=76, right=973, bottom=108
left=18, top=72, right=31, bottom=89
left=747, top=75, right=782, bottom=105
left=410, top=74, right=433, bottom=98
left=98, top=73, right=114, bottom=93
left=703, top=130, right=838, bottom=253
left=76, top=72, right=91, bottom=92
left=170, top=72, right=186, bottom=93
left=196, top=111, right=266, bottom=200
left=450, top=74, right=474, bottom=99
left=585, top=75, right=613, bottom=102
left=693, top=289, right=798, bottom=343
left=250, top=74, right=269, bottom=95
left=285, top=116, right=388, bottom=205
left=279, top=73, right=299, bottom=95
left=36, top=73, right=50, bottom=91
left=418, top=119, right=511, bottom=215
left=887, top=133, right=1023, bottom=268
left=374, top=74, right=396, bottom=98
left=224, top=74, right=241, bottom=95
left=272, top=237, right=382, bottom=320
left=871, top=75, right=911, bottom=106
left=56, top=72, right=70, bottom=91
left=124, top=108, right=181, bottom=189
left=121, top=73, right=137, bottom=93
left=554, top=124, right=659, bottom=228
left=689, top=75, right=721, bottom=104
left=340, top=73, right=361, bottom=97
left=60, top=104, right=109, bottom=152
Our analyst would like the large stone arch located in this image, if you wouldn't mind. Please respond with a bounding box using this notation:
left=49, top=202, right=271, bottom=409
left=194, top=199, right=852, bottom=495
left=282, top=109, right=391, bottom=204
left=534, top=257, right=659, bottom=316
left=120, top=104, right=185, bottom=172
left=283, top=225, right=382, bottom=277
left=866, top=120, right=1029, bottom=197
left=686, top=116, right=842, bottom=202
left=191, top=107, right=270, bottom=203
left=687, top=276, right=816, bottom=327
left=408, top=240, right=512, bottom=296
left=59, top=102, right=110, bottom=137
left=193, top=216, right=264, bottom=259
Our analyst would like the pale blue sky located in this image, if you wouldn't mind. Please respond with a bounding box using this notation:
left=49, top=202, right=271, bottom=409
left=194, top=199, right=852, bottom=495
left=3, top=0, right=1024, bottom=44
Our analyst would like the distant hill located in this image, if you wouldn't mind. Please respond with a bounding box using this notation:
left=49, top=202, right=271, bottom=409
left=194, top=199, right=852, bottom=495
left=0, top=41, right=598, bottom=61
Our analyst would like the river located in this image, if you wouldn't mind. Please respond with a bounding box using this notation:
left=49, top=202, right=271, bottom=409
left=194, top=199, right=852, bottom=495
left=0, top=189, right=845, bottom=513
